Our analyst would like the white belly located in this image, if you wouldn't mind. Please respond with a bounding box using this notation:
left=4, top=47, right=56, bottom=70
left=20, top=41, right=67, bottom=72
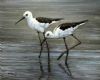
left=27, top=19, right=50, bottom=33
left=54, top=27, right=75, bottom=38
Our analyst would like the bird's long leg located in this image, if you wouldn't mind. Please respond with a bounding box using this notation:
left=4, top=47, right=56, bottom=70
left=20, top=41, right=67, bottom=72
left=39, top=42, right=43, bottom=58
left=37, top=31, right=42, bottom=45
left=57, top=34, right=81, bottom=60
left=63, top=37, right=69, bottom=64
left=63, top=37, right=72, bottom=76
left=70, top=34, right=81, bottom=50
left=38, top=33, right=47, bottom=58
left=37, top=31, right=44, bottom=58
left=43, top=32, right=51, bottom=72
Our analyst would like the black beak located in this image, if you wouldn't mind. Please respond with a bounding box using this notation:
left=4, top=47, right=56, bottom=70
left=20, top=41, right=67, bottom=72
left=15, top=17, right=25, bottom=25
left=41, top=38, right=46, bottom=46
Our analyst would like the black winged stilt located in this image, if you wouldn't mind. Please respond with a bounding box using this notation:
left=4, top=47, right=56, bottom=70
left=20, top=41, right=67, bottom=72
left=15, top=11, right=63, bottom=72
left=41, top=20, right=88, bottom=70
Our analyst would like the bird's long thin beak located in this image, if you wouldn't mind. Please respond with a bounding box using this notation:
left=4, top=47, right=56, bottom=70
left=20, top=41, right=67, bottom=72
left=41, top=38, right=46, bottom=46
left=15, top=17, right=25, bottom=25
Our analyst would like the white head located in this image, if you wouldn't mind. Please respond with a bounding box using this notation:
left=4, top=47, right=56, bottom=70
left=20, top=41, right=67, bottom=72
left=15, top=11, right=33, bottom=24
left=45, top=31, right=54, bottom=38
left=23, top=11, right=33, bottom=19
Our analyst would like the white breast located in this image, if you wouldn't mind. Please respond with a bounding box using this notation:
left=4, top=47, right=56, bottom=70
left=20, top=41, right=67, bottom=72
left=53, top=27, right=75, bottom=38
left=27, top=18, right=45, bottom=32
left=40, top=23, right=50, bottom=29
left=65, top=27, right=74, bottom=36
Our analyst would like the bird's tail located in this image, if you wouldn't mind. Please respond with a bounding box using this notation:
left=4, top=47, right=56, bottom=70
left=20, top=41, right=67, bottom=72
left=78, top=20, right=88, bottom=24
left=77, top=19, right=88, bottom=26
left=53, top=18, right=63, bottom=21
left=74, top=20, right=88, bottom=30
left=51, top=18, right=63, bottom=24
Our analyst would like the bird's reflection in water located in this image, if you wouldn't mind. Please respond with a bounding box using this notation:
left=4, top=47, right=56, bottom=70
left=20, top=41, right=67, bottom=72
left=38, top=58, right=52, bottom=80
left=58, top=62, right=73, bottom=78
left=38, top=58, right=73, bottom=80
left=38, top=58, right=45, bottom=80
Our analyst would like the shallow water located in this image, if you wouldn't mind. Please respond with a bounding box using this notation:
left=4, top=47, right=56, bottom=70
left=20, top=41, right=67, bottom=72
left=1, top=41, right=100, bottom=80
left=0, top=0, right=100, bottom=80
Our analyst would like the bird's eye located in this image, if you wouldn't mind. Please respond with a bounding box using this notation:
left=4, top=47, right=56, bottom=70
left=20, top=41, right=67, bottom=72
left=26, top=14, right=28, bottom=16
left=47, top=33, right=49, bottom=36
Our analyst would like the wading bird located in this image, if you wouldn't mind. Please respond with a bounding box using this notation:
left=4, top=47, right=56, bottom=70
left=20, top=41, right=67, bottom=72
left=41, top=20, right=88, bottom=66
left=15, top=11, right=63, bottom=72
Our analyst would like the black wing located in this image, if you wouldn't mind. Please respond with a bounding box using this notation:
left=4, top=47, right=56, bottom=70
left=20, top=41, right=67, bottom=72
left=59, top=20, right=88, bottom=30
left=36, top=17, right=63, bottom=23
